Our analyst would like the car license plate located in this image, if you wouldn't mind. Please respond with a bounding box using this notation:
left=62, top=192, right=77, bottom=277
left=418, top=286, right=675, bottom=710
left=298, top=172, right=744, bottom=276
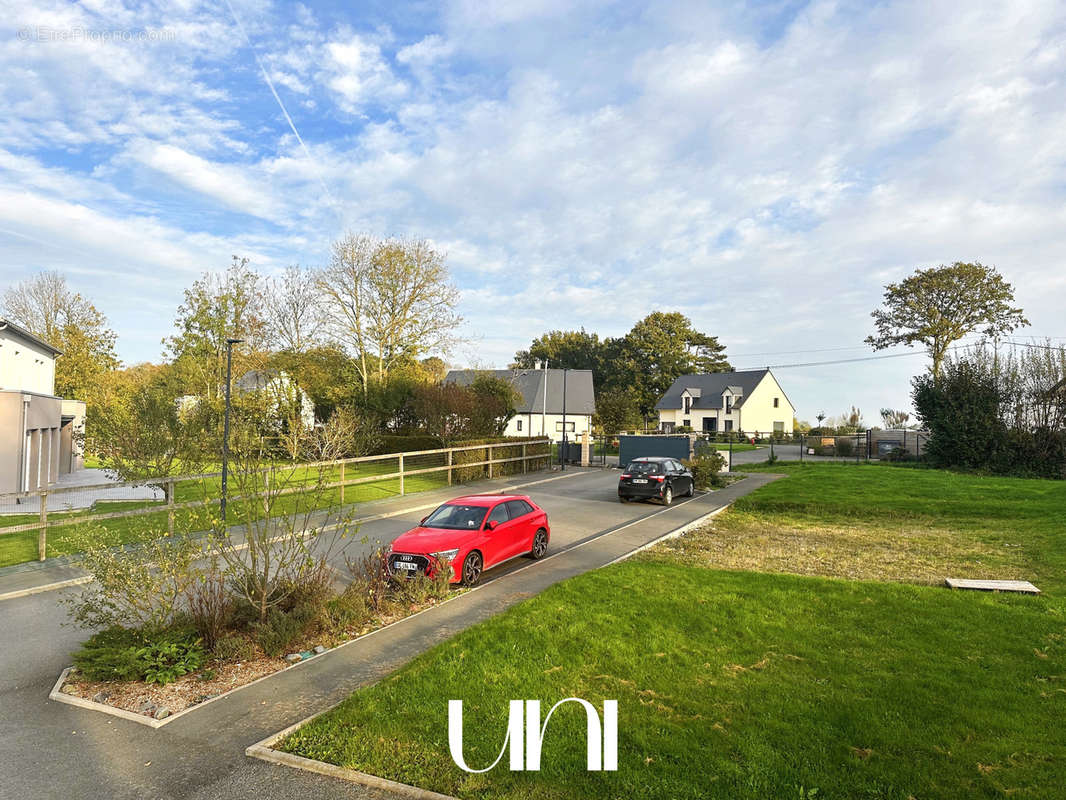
left=393, top=561, right=418, bottom=571
left=633, top=478, right=647, bottom=484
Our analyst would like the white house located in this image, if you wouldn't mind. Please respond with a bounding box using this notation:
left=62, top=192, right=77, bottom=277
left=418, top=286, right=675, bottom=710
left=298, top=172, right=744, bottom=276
left=235, top=370, right=316, bottom=430
left=656, top=369, right=795, bottom=437
left=0, top=318, right=85, bottom=494
left=445, top=368, right=596, bottom=443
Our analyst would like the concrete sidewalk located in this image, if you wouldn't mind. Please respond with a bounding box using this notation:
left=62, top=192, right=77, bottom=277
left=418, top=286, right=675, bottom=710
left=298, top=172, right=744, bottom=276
left=0, top=466, right=603, bottom=602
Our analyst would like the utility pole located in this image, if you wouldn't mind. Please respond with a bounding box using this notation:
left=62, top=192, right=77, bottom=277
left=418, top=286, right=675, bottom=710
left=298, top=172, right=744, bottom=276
left=220, top=337, right=244, bottom=526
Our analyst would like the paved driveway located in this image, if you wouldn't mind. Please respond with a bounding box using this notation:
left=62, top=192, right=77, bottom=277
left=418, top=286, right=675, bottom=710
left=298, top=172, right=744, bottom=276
left=0, top=467, right=778, bottom=800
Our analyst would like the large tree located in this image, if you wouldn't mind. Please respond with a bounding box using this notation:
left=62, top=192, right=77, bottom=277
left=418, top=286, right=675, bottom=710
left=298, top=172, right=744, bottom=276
left=512, top=329, right=605, bottom=373
left=606, top=312, right=730, bottom=417
left=164, top=257, right=265, bottom=399
left=865, top=262, right=1028, bottom=378
left=319, top=234, right=461, bottom=398
left=2, top=270, right=120, bottom=400
left=263, top=264, right=325, bottom=353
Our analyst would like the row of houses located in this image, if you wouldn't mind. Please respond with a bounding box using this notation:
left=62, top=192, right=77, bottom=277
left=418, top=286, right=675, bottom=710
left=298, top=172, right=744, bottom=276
left=443, top=366, right=797, bottom=442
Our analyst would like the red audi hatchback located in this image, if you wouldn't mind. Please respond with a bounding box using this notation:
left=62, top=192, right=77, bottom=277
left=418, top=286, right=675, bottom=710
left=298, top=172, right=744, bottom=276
left=388, top=495, right=551, bottom=586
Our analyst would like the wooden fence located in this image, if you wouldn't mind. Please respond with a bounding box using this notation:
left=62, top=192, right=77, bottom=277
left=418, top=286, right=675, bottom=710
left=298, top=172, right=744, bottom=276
left=0, top=439, right=552, bottom=562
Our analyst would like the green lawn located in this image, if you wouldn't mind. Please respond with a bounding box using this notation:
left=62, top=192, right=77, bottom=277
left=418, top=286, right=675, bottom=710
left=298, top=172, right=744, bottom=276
left=281, top=463, right=1066, bottom=799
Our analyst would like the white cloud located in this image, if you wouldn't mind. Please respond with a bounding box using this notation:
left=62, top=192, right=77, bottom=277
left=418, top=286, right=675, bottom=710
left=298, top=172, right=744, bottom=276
left=322, top=31, right=407, bottom=112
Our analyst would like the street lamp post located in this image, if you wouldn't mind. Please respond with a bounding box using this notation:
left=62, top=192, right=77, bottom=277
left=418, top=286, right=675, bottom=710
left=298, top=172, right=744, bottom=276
left=561, top=368, right=568, bottom=471
left=220, top=337, right=244, bottom=526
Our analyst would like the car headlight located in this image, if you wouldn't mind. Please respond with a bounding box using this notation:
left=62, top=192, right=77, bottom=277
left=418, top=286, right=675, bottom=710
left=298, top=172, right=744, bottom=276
left=430, top=548, right=459, bottom=563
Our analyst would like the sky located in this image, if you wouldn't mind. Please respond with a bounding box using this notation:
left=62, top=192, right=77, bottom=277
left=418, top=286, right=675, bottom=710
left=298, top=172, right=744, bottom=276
left=1, top=0, right=1065, bottom=423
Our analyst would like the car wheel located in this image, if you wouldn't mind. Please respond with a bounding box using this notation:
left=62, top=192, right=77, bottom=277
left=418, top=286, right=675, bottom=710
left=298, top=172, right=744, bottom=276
left=662, top=485, right=673, bottom=506
left=461, top=551, right=483, bottom=586
left=528, top=529, right=549, bottom=559
left=685, top=479, right=695, bottom=497
left=618, top=495, right=629, bottom=503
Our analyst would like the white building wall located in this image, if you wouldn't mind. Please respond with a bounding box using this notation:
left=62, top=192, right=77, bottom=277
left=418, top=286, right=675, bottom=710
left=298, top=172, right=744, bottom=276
left=0, top=330, right=56, bottom=395
left=504, top=412, right=592, bottom=442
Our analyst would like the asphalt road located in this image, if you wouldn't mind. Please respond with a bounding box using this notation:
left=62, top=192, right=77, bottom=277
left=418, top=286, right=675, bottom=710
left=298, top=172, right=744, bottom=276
left=0, top=467, right=772, bottom=800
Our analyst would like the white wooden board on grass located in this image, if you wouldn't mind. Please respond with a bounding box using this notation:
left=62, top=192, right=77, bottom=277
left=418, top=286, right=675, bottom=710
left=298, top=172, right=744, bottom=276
left=945, top=578, right=1040, bottom=595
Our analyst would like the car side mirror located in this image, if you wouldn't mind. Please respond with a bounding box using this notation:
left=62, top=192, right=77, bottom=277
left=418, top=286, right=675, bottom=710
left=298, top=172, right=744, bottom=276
left=485, top=519, right=498, bottom=531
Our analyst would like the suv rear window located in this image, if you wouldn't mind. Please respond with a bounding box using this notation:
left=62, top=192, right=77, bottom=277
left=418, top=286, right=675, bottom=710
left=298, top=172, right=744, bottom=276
left=628, top=461, right=662, bottom=475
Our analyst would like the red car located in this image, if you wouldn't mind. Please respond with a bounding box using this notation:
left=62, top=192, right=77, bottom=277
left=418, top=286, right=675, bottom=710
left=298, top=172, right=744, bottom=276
left=388, top=495, right=551, bottom=586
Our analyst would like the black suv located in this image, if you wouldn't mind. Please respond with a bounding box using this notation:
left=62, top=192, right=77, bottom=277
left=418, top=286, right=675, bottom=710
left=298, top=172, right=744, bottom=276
left=618, top=457, right=694, bottom=505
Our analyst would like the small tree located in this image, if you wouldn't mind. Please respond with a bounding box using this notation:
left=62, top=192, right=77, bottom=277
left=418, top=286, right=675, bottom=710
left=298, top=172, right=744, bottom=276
left=866, top=262, right=1028, bottom=379
left=469, top=374, right=520, bottom=436
left=208, top=425, right=349, bottom=624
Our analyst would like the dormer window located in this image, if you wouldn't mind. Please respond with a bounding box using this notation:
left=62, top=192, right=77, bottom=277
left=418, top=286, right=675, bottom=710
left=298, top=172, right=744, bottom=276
left=683, top=395, right=691, bottom=413
left=725, top=395, right=733, bottom=413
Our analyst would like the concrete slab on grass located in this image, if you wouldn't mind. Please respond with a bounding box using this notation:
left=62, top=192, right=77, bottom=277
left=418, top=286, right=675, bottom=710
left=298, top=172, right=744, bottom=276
left=945, top=578, right=1040, bottom=594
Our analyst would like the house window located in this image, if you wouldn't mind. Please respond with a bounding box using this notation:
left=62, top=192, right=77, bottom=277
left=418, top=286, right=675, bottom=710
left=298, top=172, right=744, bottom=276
left=516, top=419, right=523, bottom=432
left=703, top=417, right=717, bottom=432
left=773, top=421, right=785, bottom=433
left=683, top=396, right=691, bottom=413
left=682, top=418, right=691, bottom=428
left=724, top=420, right=733, bottom=431
left=555, top=421, right=576, bottom=432
left=725, top=397, right=733, bottom=413
left=773, top=397, right=779, bottom=408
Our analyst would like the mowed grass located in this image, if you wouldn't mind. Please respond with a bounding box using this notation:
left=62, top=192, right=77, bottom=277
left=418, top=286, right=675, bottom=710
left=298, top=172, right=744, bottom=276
left=283, top=563, right=1066, bottom=799
left=673, top=462, right=1066, bottom=591
left=281, top=463, right=1066, bottom=799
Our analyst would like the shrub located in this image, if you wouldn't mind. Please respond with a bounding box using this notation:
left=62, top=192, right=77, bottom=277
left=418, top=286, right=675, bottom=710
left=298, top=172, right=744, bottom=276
left=683, top=451, right=727, bottom=490
left=883, top=446, right=914, bottom=463
left=72, top=627, right=205, bottom=685
left=374, top=435, right=442, bottom=455
left=211, top=633, right=257, bottom=664
left=391, top=558, right=453, bottom=607
left=327, top=590, right=370, bottom=631
left=61, top=527, right=201, bottom=632
left=137, top=631, right=205, bottom=685
left=185, top=566, right=233, bottom=650
left=254, top=604, right=320, bottom=657
left=72, top=627, right=147, bottom=682
left=835, top=438, right=855, bottom=457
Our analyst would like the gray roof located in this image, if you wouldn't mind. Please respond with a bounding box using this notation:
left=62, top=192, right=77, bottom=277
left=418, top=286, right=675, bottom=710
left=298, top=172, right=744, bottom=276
left=0, top=318, right=62, bottom=356
left=446, top=369, right=595, bottom=415
left=655, top=370, right=772, bottom=411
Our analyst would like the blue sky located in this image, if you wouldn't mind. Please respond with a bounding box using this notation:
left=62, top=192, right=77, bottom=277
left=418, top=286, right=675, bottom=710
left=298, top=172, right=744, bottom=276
left=2, top=0, right=1065, bottom=423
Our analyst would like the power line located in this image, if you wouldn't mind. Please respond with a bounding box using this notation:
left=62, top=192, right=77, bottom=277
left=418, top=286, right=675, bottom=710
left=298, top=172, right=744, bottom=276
left=738, top=338, right=1065, bottom=371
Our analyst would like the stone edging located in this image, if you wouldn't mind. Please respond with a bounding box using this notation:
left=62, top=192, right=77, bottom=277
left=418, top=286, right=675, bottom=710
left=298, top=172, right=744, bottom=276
left=246, top=716, right=459, bottom=800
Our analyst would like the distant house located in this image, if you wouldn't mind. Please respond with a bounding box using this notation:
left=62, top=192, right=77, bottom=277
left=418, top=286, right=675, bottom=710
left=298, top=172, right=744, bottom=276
left=235, top=370, right=315, bottom=430
left=0, top=318, right=86, bottom=493
left=445, top=368, right=595, bottom=443
left=655, top=369, right=794, bottom=437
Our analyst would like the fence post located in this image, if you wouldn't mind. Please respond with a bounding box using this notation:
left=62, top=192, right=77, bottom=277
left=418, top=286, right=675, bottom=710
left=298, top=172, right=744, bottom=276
left=339, top=462, right=345, bottom=504
left=399, top=453, right=405, bottom=495
left=166, top=478, right=175, bottom=537
left=488, top=444, right=494, bottom=479
left=522, top=443, right=527, bottom=474
left=447, top=449, right=453, bottom=485
left=37, top=492, right=48, bottom=561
